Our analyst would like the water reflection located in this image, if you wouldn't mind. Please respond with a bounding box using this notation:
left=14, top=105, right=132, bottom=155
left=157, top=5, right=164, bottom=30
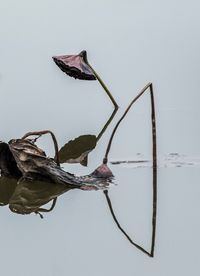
left=110, top=153, right=200, bottom=168
left=58, top=108, right=117, bottom=166
left=13, top=181, right=71, bottom=218
left=0, top=80, right=157, bottom=257
left=0, top=177, right=68, bottom=218
left=0, top=176, right=110, bottom=218
left=0, top=95, right=117, bottom=218
left=0, top=135, right=112, bottom=218
left=0, top=176, right=17, bottom=206
left=58, top=134, right=97, bottom=165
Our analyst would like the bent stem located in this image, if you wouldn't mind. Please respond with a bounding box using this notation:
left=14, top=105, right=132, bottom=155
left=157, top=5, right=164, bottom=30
left=21, top=130, right=60, bottom=166
left=88, top=63, right=118, bottom=109
left=104, top=190, right=151, bottom=257
left=37, top=198, right=58, bottom=213
left=103, top=82, right=154, bottom=163
left=80, top=108, right=118, bottom=166
left=103, top=83, right=157, bottom=257
left=35, top=198, right=58, bottom=219
left=80, top=51, right=118, bottom=109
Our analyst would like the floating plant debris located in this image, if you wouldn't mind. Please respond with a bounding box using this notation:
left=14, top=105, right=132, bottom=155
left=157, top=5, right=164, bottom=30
left=110, top=154, right=200, bottom=168
left=8, top=133, right=112, bottom=187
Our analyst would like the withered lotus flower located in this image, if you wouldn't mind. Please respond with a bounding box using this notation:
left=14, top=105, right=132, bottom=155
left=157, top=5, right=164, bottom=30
left=52, top=50, right=118, bottom=108
left=52, top=50, right=96, bottom=80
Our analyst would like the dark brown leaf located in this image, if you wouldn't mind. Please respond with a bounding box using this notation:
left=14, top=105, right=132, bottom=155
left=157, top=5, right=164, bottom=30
left=0, top=142, right=21, bottom=177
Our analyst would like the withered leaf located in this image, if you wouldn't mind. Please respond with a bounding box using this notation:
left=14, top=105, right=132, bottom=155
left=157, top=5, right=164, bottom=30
left=7, top=138, right=109, bottom=189
left=53, top=50, right=96, bottom=81
left=0, top=141, right=21, bottom=177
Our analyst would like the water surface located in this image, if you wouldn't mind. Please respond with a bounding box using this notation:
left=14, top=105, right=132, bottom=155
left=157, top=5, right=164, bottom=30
left=0, top=0, right=200, bottom=275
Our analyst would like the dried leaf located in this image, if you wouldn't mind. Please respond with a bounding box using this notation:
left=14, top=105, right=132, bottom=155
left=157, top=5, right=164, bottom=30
left=53, top=50, right=96, bottom=80
left=0, top=141, right=21, bottom=177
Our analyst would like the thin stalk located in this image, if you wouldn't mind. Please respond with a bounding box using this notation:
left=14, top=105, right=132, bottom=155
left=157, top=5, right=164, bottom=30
left=87, top=63, right=118, bottom=109
left=149, top=83, right=157, bottom=257
left=80, top=108, right=118, bottom=166
left=80, top=50, right=118, bottom=109
left=103, top=82, right=152, bottom=164
left=21, top=130, right=60, bottom=166
left=103, top=190, right=151, bottom=257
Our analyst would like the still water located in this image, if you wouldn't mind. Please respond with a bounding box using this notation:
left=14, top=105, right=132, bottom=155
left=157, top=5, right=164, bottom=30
left=1, top=1, right=200, bottom=275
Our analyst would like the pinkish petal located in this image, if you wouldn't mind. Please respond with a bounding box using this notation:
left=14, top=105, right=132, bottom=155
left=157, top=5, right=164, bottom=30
left=53, top=50, right=96, bottom=80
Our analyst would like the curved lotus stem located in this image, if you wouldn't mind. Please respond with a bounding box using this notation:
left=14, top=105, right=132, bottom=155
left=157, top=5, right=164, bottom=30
left=81, top=51, right=119, bottom=109
left=21, top=130, right=60, bottom=166
left=53, top=50, right=119, bottom=109
left=36, top=198, right=57, bottom=214
left=103, top=82, right=156, bottom=163
left=103, top=190, right=151, bottom=257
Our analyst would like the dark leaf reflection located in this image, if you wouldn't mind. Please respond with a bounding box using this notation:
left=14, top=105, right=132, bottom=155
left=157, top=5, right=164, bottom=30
left=0, top=176, right=17, bottom=206
left=58, top=108, right=117, bottom=167
left=9, top=179, right=71, bottom=217
left=58, top=135, right=97, bottom=165
left=0, top=176, right=110, bottom=218
left=0, top=132, right=112, bottom=218
left=0, top=176, right=75, bottom=217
